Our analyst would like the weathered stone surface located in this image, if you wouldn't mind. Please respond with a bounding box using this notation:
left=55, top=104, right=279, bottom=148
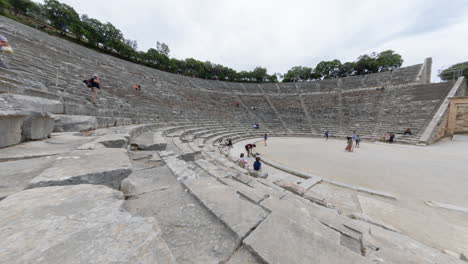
left=358, top=195, right=468, bottom=257
left=129, top=150, right=158, bottom=160
left=0, top=109, right=26, bottom=148
left=218, top=177, right=269, bottom=204
left=21, top=111, right=55, bottom=140
left=0, top=132, right=94, bottom=161
left=243, top=212, right=369, bottom=264
left=0, top=156, right=55, bottom=199
left=425, top=200, right=468, bottom=213
left=53, top=114, right=98, bottom=132
left=182, top=176, right=268, bottom=239
left=299, top=176, right=322, bottom=190
left=78, top=133, right=129, bottom=150
left=124, top=165, right=241, bottom=263
left=226, top=247, right=261, bottom=264
left=133, top=131, right=167, bottom=151
left=28, top=148, right=132, bottom=189
left=0, top=185, right=175, bottom=264
left=303, top=189, right=334, bottom=208
left=0, top=93, right=64, bottom=113
left=273, top=179, right=306, bottom=196
left=196, top=159, right=232, bottom=178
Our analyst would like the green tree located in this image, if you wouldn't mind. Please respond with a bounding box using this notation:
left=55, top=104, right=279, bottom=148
left=251, top=67, right=268, bottom=82
left=376, top=50, right=403, bottom=72
left=440, top=62, right=468, bottom=81
left=283, top=66, right=317, bottom=82
left=355, top=54, right=378, bottom=75
left=315, top=60, right=342, bottom=79
left=8, top=0, right=37, bottom=15
left=43, top=0, right=80, bottom=35
left=0, top=0, right=10, bottom=11
left=156, top=41, right=170, bottom=57
left=337, top=62, right=355, bottom=77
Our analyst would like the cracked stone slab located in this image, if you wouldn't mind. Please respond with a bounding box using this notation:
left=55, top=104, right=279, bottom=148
left=182, top=176, right=268, bottom=239
left=133, top=131, right=167, bottom=151
left=218, top=177, right=269, bottom=204
left=0, top=185, right=175, bottom=264
left=28, top=148, right=132, bottom=189
left=78, top=134, right=129, bottom=150
left=273, top=179, right=306, bottom=196
left=243, top=212, right=370, bottom=264
left=298, top=176, right=322, bottom=190
left=195, top=159, right=232, bottom=178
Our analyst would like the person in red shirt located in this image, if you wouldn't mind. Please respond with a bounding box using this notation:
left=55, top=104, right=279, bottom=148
left=245, top=143, right=256, bottom=157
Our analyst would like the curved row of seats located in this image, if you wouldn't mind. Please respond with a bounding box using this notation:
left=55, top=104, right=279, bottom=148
left=0, top=16, right=453, bottom=144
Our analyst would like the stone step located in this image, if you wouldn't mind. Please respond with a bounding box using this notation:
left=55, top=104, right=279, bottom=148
left=0, top=184, right=176, bottom=263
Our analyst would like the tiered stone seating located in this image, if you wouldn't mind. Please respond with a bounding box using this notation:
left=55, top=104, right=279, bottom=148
left=0, top=15, right=455, bottom=145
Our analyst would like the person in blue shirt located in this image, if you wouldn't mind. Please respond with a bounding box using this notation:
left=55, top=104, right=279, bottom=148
left=252, top=156, right=268, bottom=178
left=264, top=133, right=268, bottom=146
left=355, top=135, right=361, bottom=148
left=253, top=157, right=262, bottom=171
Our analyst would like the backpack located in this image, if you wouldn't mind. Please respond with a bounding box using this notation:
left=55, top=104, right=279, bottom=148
left=83, top=79, right=92, bottom=88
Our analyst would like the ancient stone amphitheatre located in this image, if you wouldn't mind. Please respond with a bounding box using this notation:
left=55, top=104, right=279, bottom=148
left=1, top=15, right=468, bottom=263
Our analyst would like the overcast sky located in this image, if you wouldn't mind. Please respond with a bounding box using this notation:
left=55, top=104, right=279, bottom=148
left=40, top=0, right=468, bottom=81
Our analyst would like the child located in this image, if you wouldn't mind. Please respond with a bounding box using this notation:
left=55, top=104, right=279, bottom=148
left=238, top=153, right=248, bottom=169
left=355, top=135, right=360, bottom=148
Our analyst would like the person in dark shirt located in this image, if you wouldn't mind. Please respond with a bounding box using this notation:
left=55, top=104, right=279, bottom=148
left=245, top=143, right=256, bottom=157
left=85, top=75, right=100, bottom=104
left=253, top=157, right=262, bottom=171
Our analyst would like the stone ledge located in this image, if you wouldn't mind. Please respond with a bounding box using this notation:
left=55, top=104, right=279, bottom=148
left=27, top=148, right=132, bottom=190
left=0, top=184, right=175, bottom=264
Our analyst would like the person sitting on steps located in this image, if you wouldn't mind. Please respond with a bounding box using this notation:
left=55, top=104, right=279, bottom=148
left=404, top=128, right=412, bottom=135
left=252, top=156, right=268, bottom=178
left=238, top=153, right=248, bottom=169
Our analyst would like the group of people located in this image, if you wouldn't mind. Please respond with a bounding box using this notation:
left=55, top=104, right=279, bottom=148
left=383, top=133, right=396, bottom=143
left=345, top=132, right=361, bottom=152
left=83, top=74, right=143, bottom=104
left=238, top=143, right=268, bottom=178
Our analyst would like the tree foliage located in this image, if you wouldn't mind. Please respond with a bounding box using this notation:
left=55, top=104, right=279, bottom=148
left=440, top=61, right=468, bottom=81
left=282, top=50, right=403, bottom=82
left=43, top=0, right=80, bottom=34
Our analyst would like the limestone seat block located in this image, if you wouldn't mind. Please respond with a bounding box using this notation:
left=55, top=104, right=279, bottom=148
left=28, top=148, right=132, bottom=189
left=0, top=185, right=175, bottom=264
left=53, top=114, right=98, bottom=132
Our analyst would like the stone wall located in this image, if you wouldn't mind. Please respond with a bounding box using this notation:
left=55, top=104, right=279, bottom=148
left=455, top=102, right=468, bottom=133
left=420, top=77, right=467, bottom=144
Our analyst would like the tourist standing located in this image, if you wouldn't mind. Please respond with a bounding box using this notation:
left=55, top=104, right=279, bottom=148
left=355, top=135, right=360, bottom=148
left=84, top=75, right=100, bottom=104
left=325, top=130, right=329, bottom=140
left=264, top=133, right=268, bottom=146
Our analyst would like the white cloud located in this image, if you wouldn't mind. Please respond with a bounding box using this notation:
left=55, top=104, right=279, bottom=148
left=40, top=0, right=468, bottom=80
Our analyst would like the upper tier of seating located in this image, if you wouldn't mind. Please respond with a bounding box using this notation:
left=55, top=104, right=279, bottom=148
left=0, top=16, right=454, bottom=142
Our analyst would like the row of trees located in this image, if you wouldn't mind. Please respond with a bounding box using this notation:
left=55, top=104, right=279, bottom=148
left=282, top=50, right=404, bottom=82
left=1, top=0, right=402, bottom=83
